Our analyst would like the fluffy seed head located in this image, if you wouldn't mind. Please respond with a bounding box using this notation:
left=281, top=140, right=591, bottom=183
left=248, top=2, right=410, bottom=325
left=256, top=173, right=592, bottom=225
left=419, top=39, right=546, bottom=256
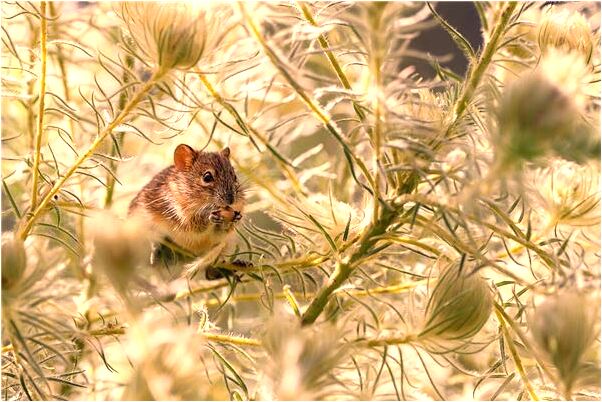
left=530, top=160, right=600, bottom=226
left=418, top=262, right=493, bottom=351
left=530, top=293, right=598, bottom=397
left=538, top=9, right=595, bottom=63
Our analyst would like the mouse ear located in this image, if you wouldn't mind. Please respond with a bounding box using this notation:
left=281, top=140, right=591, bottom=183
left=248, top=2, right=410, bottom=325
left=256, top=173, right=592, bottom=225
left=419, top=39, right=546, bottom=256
left=220, top=147, right=231, bottom=159
left=174, top=144, right=196, bottom=170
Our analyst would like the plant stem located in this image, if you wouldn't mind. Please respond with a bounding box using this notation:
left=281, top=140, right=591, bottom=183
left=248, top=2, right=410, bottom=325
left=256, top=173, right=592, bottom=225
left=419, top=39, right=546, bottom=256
left=202, top=332, right=262, bottom=348
left=495, top=309, right=540, bottom=401
left=451, top=2, right=517, bottom=121
left=104, top=53, right=134, bottom=208
left=295, top=1, right=367, bottom=124
left=18, top=69, right=166, bottom=240
left=301, top=206, right=398, bottom=325
left=240, top=3, right=377, bottom=197
left=365, top=333, right=417, bottom=347
left=30, top=1, right=48, bottom=210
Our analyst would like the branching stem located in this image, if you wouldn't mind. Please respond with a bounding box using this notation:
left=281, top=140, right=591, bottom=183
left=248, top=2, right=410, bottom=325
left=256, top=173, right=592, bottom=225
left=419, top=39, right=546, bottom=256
left=18, top=69, right=167, bottom=240
left=30, top=1, right=48, bottom=209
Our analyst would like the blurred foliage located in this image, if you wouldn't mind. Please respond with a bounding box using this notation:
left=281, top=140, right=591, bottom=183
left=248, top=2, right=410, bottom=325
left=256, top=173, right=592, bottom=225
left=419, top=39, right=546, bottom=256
left=1, top=1, right=600, bottom=400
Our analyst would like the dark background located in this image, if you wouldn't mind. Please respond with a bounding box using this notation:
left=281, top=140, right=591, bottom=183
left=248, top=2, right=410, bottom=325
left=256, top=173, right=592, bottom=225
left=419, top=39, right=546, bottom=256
left=412, top=2, right=482, bottom=78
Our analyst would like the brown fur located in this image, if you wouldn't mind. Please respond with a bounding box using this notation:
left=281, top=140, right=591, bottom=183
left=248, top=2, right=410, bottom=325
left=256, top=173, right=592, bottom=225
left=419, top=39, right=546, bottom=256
left=129, top=145, right=245, bottom=255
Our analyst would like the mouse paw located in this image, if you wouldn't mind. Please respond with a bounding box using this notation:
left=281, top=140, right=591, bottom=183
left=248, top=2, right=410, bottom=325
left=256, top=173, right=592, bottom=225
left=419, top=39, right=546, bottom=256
left=209, top=211, right=224, bottom=224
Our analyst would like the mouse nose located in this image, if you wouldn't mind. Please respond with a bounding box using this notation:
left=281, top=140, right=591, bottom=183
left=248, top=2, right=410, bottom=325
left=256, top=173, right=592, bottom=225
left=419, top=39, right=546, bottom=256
left=226, top=192, right=235, bottom=205
left=233, top=211, right=242, bottom=222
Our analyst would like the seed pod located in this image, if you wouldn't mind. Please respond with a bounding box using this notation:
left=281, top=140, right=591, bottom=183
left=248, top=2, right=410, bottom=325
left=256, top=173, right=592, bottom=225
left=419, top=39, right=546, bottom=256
left=538, top=9, right=594, bottom=63
left=1, top=232, right=26, bottom=292
left=530, top=293, right=598, bottom=397
left=418, top=263, right=493, bottom=350
left=119, top=3, right=220, bottom=72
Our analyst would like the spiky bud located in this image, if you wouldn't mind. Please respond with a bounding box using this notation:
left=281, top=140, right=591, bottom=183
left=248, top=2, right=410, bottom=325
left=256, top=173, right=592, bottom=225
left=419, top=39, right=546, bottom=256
left=530, top=293, right=598, bottom=397
left=418, top=263, right=493, bottom=351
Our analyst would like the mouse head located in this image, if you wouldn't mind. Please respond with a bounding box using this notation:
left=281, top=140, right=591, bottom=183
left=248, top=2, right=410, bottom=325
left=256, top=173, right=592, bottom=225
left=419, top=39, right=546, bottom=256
left=173, top=144, right=244, bottom=224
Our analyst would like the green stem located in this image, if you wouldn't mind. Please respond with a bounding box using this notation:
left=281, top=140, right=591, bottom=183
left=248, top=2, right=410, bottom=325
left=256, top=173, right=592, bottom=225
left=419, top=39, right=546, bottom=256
left=301, top=206, right=398, bottom=325
left=295, top=1, right=367, bottom=124
left=30, top=1, right=48, bottom=210
left=18, top=69, right=167, bottom=240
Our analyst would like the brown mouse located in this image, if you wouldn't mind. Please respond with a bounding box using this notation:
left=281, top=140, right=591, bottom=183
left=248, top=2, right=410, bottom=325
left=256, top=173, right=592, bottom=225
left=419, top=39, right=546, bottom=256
left=128, top=144, right=245, bottom=261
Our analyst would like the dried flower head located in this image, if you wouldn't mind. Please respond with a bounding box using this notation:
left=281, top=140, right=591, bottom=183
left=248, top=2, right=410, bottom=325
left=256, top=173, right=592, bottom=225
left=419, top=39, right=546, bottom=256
left=538, top=8, right=595, bottom=63
left=260, top=319, right=347, bottom=400
left=530, top=292, right=599, bottom=397
left=530, top=159, right=600, bottom=226
left=119, top=2, right=222, bottom=72
left=418, top=262, right=493, bottom=351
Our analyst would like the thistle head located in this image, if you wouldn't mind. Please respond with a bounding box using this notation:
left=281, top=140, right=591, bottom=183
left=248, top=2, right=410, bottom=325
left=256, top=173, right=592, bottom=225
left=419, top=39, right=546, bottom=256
left=121, top=317, right=214, bottom=400
left=91, top=212, right=151, bottom=299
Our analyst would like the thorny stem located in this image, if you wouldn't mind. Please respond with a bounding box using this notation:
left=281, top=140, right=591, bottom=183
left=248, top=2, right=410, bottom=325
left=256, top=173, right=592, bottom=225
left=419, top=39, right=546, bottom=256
left=301, top=206, right=398, bottom=325
left=18, top=69, right=167, bottom=240
left=494, top=303, right=558, bottom=387
left=495, top=309, right=540, bottom=401
left=367, top=4, right=387, bottom=222
left=30, top=1, right=48, bottom=210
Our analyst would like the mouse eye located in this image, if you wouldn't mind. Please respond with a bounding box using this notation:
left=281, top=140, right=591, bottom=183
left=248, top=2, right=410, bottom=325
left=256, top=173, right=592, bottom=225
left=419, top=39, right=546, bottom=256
left=202, top=172, right=214, bottom=183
